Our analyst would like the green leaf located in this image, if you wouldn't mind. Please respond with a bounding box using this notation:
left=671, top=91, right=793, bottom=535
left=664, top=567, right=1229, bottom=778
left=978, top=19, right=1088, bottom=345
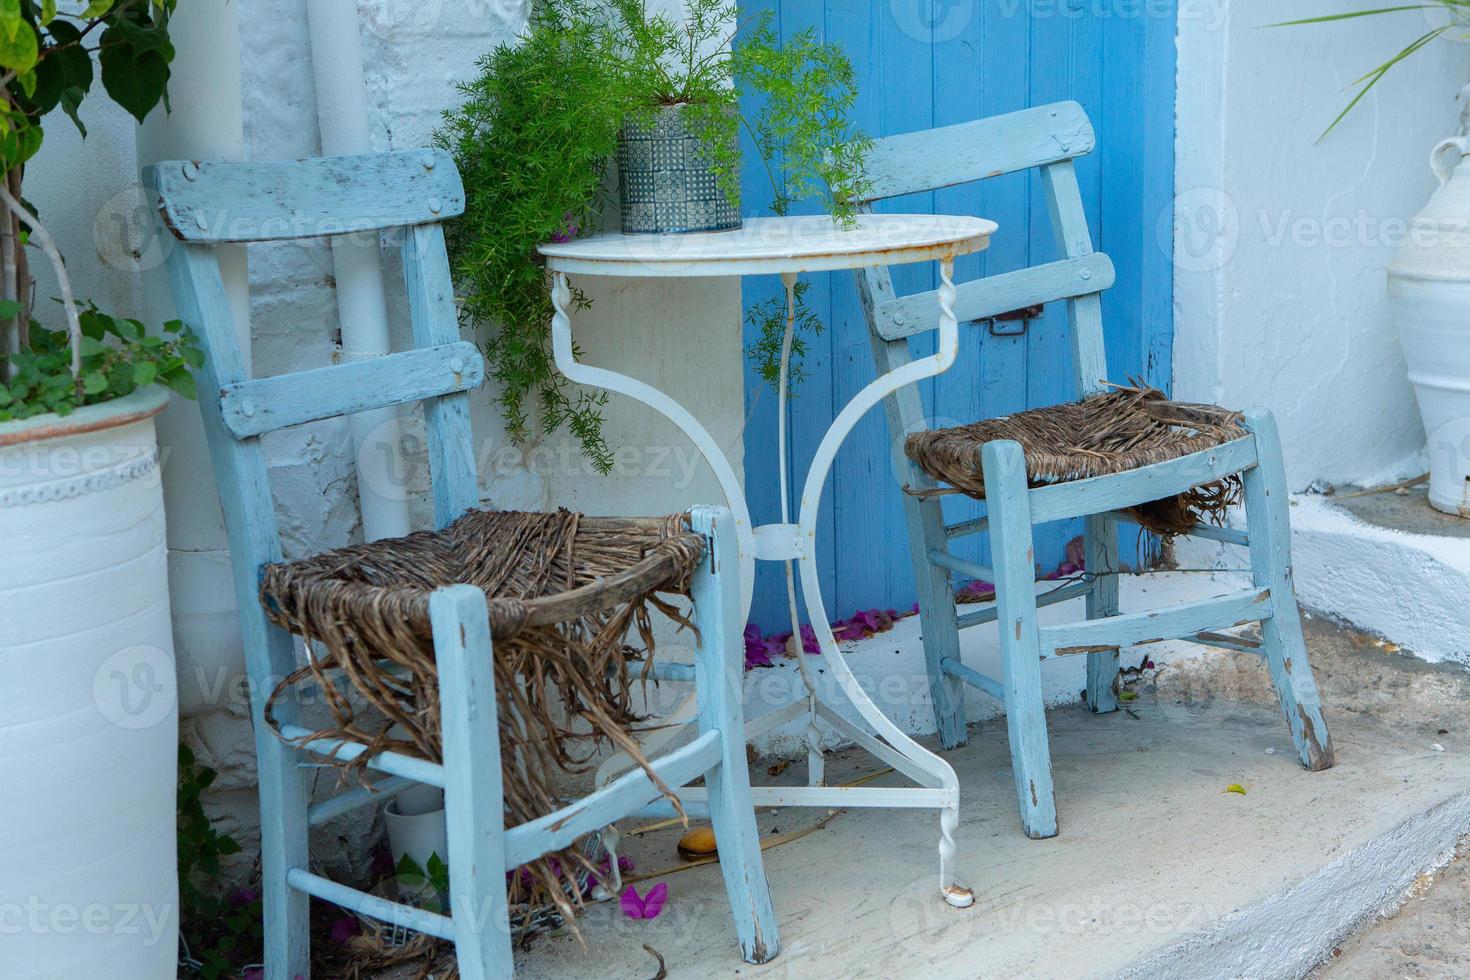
left=41, top=0, right=56, bottom=25
left=1225, top=783, right=1247, bottom=796
left=82, top=370, right=107, bottom=394
left=82, top=0, right=114, bottom=16
left=1265, top=6, right=1438, bottom=27
left=78, top=335, right=105, bottom=356
left=0, top=18, right=39, bottom=74
left=0, top=299, right=22, bottom=318
left=98, top=35, right=170, bottom=123
left=131, top=360, right=155, bottom=386
left=161, top=367, right=195, bottom=399
left=1118, top=690, right=1139, bottom=702
left=0, top=0, right=20, bottom=39
left=59, top=87, right=87, bottom=136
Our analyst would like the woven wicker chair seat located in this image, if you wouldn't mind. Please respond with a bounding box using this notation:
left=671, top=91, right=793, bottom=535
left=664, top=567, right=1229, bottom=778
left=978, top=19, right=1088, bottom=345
left=256, top=508, right=704, bottom=910
left=904, top=386, right=1249, bottom=535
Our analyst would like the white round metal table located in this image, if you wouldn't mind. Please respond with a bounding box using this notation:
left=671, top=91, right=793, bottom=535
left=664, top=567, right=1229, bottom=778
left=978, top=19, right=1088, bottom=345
left=539, top=213, right=995, bottom=907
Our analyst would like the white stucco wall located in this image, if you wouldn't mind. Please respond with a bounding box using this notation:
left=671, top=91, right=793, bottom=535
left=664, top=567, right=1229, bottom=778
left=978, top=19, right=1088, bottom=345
left=29, top=0, right=743, bottom=862
left=1174, top=2, right=1470, bottom=490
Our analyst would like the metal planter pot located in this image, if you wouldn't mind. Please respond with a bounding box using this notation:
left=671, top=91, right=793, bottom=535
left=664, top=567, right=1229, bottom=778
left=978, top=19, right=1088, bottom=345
left=617, top=103, right=740, bottom=235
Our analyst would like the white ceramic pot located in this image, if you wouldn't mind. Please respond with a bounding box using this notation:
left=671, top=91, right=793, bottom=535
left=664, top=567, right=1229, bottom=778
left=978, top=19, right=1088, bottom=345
left=0, top=386, right=179, bottom=978
left=1388, top=137, right=1470, bottom=516
left=384, top=788, right=448, bottom=909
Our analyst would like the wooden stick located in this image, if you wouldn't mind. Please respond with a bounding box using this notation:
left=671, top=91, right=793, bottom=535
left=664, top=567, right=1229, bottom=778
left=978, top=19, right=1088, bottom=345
left=1332, top=472, right=1430, bottom=500
left=621, top=809, right=845, bottom=886
left=625, top=766, right=896, bottom=837
left=0, top=185, right=81, bottom=389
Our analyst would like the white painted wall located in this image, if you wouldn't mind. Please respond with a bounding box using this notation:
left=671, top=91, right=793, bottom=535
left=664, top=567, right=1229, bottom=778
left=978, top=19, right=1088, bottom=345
left=1174, top=1, right=1470, bottom=490
left=30, top=0, right=743, bottom=864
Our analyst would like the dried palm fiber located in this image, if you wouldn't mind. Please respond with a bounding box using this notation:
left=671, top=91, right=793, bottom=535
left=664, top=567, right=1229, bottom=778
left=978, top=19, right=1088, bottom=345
left=257, top=508, right=705, bottom=927
left=904, top=385, right=1249, bottom=536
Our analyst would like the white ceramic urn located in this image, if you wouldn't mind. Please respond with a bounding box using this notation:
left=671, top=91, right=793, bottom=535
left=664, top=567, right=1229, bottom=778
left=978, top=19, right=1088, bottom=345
left=0, top=386, right=179, bottom=978
left=1388, top=137, right=1470, bottom=516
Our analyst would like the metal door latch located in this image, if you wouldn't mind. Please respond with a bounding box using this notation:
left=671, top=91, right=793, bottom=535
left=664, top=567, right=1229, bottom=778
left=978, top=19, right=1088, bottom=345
left=981, top=303, right=1044, bottom=336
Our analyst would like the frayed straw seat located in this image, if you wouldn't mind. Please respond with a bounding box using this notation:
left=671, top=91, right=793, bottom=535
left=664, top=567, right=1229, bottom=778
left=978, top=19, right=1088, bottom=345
left=903, top=385, right=1249, bottom=536
left=257, top=508, right=705, bottom=913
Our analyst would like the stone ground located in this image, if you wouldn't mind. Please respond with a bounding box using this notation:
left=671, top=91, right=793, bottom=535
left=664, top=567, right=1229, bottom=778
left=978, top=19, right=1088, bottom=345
left=1330, top=484, right=1470, bottom=538
left=356, top=614, right=1470, bottom=979
left=1315, top=836, right=1470, bottom=979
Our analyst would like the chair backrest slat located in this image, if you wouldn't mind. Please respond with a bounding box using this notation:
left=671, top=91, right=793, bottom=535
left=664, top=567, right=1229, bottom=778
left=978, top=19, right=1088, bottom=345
left=1039, top=159, right=1108, bottom=395
left=873, top=253, right=1115, bottom=342
left=856, top=100, right=1110, bottom=400
left=854, top=101, right=1095, bottom=204
left=148, top=150, right=485, bottom=583
left=163, top=242, right=302, bottom=725
left=218, top=340, right=484, bottom=438
left=146, top=150, right=465, bottom=244
left=402, top=222, right=480, bottom=527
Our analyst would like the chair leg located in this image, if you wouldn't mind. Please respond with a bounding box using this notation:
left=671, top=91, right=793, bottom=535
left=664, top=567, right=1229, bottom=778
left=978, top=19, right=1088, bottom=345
left=251, top=620, right=311, bottom=980
left=432, top=585, right=514, bottom=980
left=689, top=506, right=780, bottom=965
left=256, top=736, right=311, bottom=978
left=1083, top=514, right=1121, bottom=713
left=1241, top=410, right=1334, bottom=771
left=982, top=440, right=1058, bottom=839
left=903, top=491, right=969, bottom=748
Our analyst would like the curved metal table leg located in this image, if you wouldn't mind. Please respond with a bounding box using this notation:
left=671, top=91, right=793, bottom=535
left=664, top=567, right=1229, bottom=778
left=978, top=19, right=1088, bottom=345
left=550, top=272, right=756, bottom=620
left=554, top=258, right=975, bottom=909
left=794, top=257, right=973, bottom=907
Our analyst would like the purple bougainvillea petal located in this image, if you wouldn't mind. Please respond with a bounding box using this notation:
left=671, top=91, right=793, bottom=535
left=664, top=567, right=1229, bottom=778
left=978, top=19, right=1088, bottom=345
left=741, top=600, right=919, bottom=671
left=621, top=883, right=669, bottom=920
left=621, top=885, right=646, bottom=919
left=642, top=882, right=669, bottom=918
left=1066, top=534, right=1087, bottom=570
left=330, top=915, right=361, bottom=944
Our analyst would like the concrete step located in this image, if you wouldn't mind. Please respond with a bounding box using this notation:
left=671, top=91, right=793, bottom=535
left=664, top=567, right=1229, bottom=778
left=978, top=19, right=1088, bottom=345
left=1270, top=489, right=1469, bottom=668
left=516, top=617, right=1470, bottom=979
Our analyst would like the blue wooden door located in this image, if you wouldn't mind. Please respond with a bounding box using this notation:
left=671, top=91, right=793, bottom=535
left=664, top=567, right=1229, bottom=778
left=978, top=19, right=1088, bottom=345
left=740, top=2, right=1177, bottom=629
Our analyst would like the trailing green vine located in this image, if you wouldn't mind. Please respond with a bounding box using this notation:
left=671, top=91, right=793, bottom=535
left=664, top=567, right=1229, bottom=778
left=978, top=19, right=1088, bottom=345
left=438, top=0, right=871, bottom=470
left=0, top=306, right=199, bottom=421
left=177, top=744, right=262, bottom=980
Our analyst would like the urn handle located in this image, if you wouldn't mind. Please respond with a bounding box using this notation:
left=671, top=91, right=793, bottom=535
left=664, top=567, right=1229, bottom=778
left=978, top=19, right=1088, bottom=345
left=1431, top=136, right=1469, bottom=186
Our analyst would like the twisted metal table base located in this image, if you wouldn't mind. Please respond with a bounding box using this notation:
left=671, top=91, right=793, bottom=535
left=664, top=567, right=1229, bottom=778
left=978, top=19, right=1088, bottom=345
left=554, top=259, right=974, bottom=908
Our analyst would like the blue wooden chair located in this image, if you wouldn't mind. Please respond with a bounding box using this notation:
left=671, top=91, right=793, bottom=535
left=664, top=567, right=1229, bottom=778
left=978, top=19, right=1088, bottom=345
left=145, top=150, right=778, bottom=977
left=855, top=103, right=1334, bottom=840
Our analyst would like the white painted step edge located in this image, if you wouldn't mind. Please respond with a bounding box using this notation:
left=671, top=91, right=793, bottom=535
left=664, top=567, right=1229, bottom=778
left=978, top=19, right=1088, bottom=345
left=1115, top=787, right=1470, bottom=980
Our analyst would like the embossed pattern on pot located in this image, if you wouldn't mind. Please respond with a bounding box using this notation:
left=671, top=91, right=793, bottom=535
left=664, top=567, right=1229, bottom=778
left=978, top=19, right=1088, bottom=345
left=618, top=104, right=740, bottom=234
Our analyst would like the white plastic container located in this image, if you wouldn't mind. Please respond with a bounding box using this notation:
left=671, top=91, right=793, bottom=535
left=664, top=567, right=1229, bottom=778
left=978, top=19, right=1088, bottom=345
left=1389, top=137, right=1470, bottom=516
left=0, top=386, right=179, bottom=979
left=384, top=786, right=448, bottom=909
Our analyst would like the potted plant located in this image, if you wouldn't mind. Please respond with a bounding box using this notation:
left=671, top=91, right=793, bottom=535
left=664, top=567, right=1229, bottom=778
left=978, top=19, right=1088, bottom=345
left=437, top=0, right=870, bottom=468
left=0, top=4, right=197, bottom=977
left=1277, top=4, right=1470, bottom=515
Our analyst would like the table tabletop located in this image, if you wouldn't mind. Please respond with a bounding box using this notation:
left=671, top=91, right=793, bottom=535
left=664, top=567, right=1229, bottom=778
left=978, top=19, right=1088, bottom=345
left=538, top=213, right=995, bottom=278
